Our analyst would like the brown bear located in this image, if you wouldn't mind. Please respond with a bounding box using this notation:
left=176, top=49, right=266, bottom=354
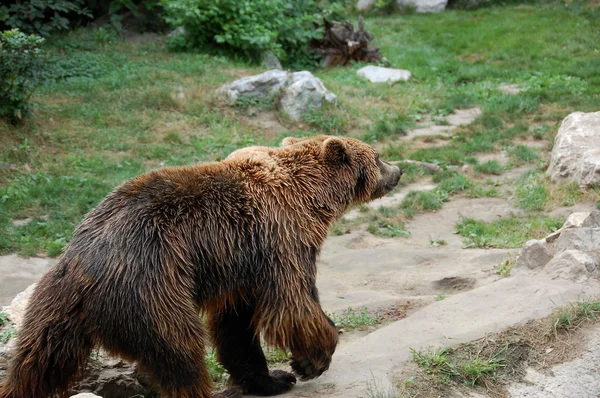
left=0, top=135, right=401, bottom=398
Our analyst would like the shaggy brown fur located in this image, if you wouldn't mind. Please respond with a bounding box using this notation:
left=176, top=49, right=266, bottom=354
left=0, top=136, right=401, bottom=398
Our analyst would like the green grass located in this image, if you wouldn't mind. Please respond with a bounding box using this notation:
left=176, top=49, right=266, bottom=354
left=2, top=1, right=599, bottom=255
left=456, top=214, right=564, bottom=249
left=514, top=171, right=548, bottom=210
left=0, top=327, right=17, bottom=344
left=554, top=299, right=600, bottom=331
left=496, top=259, right=513, bottom=277
left=0, top=312, right=9, bottom=327
left=474, top=160, right=504, bottom=175
left=330, top=307, right=382, bottom=330
left=410, top=345, right=504, bottom=386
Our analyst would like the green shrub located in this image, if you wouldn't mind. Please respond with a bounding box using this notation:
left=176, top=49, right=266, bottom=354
left=0, top=0, right=92, bottom=36
left=161, top=0, right=340, bottom=66
left=0, top=29, right=46, bottom=123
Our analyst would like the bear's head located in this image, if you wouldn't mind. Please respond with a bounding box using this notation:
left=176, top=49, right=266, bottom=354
left=280, top=135, right=402, bottom=205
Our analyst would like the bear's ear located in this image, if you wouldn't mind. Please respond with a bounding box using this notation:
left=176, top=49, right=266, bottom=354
left=281, top=137, right=299, bottom=147
left=322, top=137, right=348, bottom=165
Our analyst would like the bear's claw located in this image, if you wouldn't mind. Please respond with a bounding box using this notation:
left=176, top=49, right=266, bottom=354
left=290, top=358, right=326, bottom=381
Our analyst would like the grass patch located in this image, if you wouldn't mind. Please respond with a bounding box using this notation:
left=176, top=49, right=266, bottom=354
left=410, top=345, right=504, bottom=386
left=457, top=214, right=564, bottom=249
left=514, top=171, right=548, bottom=210
left=496, top=259, right=513, bottom=277
left=367, top=221, right=411, bottom=238
left=0, top=327, right=17, bottom=344
left=430, top=238, right=447, bottom=247
left=474, top=160, right=504, bottom=175
left=331, top=307, right=382, bottom=330
left=0, top=312, right=9, bottom=327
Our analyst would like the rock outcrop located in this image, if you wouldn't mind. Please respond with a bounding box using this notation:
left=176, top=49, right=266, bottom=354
left=216, top=70, right=337, bottom=121
left=516, top=211, right=600, bottom=282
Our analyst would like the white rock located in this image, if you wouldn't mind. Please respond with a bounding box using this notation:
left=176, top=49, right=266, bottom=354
left=357, top=0, right=447, bottom=12
left=545, top=250, right=597, bottom=282
left=515, top=239, right=554, bottom=269
left=216, top=70, right=290, bottom=104
left=397, top=0, right=448, bottom=12
left=217, top=70, right=336, bottom=121
left=564, top=212, right=591, bottom=229
left=167, top=27, right=185, bottom=38
left=547, top=111, right=600, bottom=187
left=554, top=228, right=600, bottom=254
left=279, top=71, right=337, bottom=121
left=357, top=66, right=411, bottom=83
left=70, top=394, right=102, bottom=398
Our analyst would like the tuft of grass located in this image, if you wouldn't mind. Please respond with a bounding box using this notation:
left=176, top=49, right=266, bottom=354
left=331, top=307, right=382, bottom=330
left=204, top=349, right=227, bottom=385
left=263, top=345, right=291, bottom=365
left=1, top=327, right=17, bottom=344
left=435, top=295, right=446, bottom=301
left=496, top=259, right=513, bottom=277
left=430, top=238, right=448, bottom=247
left=474, top=160, right=504, bottom=175
left=554, top=299, right=600, bottom=331
left=507, top=145, right=540, bottom=165
left=301, top=104, right=348, bottom=134
left=514, top=172, right=548, bottom=211
left=364, top=113, right=413, bottom=143
left=0, top=312, right=9, bottom=327
left=368, top=221, right=410, bottom=238
left=411, top=345, right=504, bottom=386
left=457, top=214, right=564, bottom=249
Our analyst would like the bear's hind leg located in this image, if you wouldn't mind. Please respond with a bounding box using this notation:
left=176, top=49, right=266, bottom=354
left=106, top=299, right=215, bottom=398
left=208, top=302, right=296, bottom=396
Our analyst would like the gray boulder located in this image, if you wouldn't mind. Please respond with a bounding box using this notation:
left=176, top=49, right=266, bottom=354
left=279, top=71, right=337, bottom=121
left=216, top=69, right=289, bottom=104
left=554, top=228, right=600, bottom=254
left=357, top=66, right=411, bottom=83
left=217, top=70, right=337, bottom=121
left=515, top=239, right=554, bottom=269
left=545, top=250, right=598, bottom=282
left=547, top=111, right=600, bottom=187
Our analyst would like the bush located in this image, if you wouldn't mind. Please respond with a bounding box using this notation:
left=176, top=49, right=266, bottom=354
left=161, top=0, right=340, bottom=67
left=0, top=0, right=92, bottom=36
left=0, top=29, right=46, bottom=123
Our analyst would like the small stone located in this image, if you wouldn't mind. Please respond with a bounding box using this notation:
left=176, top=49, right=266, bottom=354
left=515, top=239, right=554, bottom=269
left=357, top=66, right=411, bottom=83
left=545, top=250, right=597, bottom=282
left=167, top=27, right=185, bottom=38
left=70, top=394, right=102, bottom=398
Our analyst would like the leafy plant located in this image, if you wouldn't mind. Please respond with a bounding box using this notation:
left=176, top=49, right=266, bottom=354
left=161, top=0, right=341, bottom=66
left=0, top=29, right=46, bottom=123
left=0, top=312, right=10, bottom=327
left=0, top=0, right=92, bottom=36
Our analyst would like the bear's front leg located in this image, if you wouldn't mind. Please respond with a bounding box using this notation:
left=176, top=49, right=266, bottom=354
left=289, top=307, right=339, bottom=381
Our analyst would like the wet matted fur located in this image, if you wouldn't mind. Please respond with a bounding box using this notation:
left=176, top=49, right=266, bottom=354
left=0, top=136, right=402, bottom=398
